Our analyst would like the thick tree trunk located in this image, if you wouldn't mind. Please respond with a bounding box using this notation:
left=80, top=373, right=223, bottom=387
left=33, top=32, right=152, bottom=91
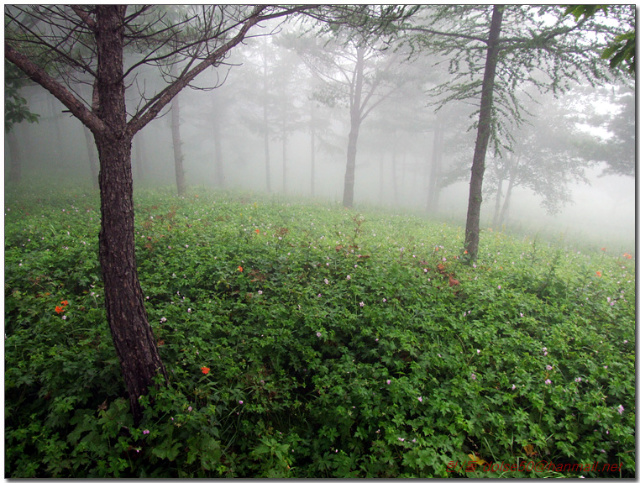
left=95, top=6, right=167, bottom=424
left=83, top=125, right=99, bottom=189
left=171, top=91, right=186, bottom=196
left=464, top=5, right=504, bottom=260
left=7, top=130, right=22, bottom=184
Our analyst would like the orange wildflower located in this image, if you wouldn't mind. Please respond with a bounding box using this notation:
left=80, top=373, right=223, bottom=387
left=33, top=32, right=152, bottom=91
left=601, top=247, right=606, bottom=252
left=60, top=300, right=69, bottom=306
left=201, top=367, right=210, bottom=375
left=595, top=271, right=602, bottom=277
left=238, top=266, right=243, bottom=273
left=255, top=229, right=260, bottom=234
left=55, top=306, right=64, bottom=314
left=623, top=253, right=632, bottom=259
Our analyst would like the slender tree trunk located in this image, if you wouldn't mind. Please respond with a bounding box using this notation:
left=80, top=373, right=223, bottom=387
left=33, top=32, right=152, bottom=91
left=282, top=113, right=287, bottom=194
left=498, top=179, right=513, bottom=226
left=342, top=46, right=365, bottom=208
left=492, top=175, right=504, bottom=227
left=83, top=125, right=99, bottom=189
left=426, top=121, right=443, bottom=213
left=262, top=41, right=272, bottom=193
left=94, top=6, right=167, bottom=424
left=310, top=104, right=316, bottom=197
left=7, top=130, right=22, bottom=184
left=379, top=154, right=384, bottom=200
left=263, top=116, right=272, bottom=193
left=464, top=5, right=504, bottom=260
left=171, top=89, right=186, bottom=196
left=392, top=139, right=399, bottom=204
left=212, top=113, right=224, bottom=188
left=343, top=123, right=361, bottom=207
left=48, top=95, right=64, bottom=163
left=498, top=155, right=519, bottom=225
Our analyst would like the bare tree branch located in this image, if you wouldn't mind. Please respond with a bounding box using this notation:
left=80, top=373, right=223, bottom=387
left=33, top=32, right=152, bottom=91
left=5, top=42, right=106, bottom=135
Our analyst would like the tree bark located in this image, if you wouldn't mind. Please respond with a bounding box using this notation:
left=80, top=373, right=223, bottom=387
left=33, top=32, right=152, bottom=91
left=342, top=46, right=365, bottom=208
left=94, top=6, right=168, bottom=424
left=464, top=5, right=504, bottom=260
left=171, top=90, right=186, bottom=196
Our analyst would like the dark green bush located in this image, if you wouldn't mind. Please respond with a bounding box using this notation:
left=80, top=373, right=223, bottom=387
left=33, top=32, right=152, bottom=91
left=5, top=186, right=635, bottom=477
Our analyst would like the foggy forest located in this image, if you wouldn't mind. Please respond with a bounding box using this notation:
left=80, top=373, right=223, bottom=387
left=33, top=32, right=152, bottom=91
left=4, top=5, right=636, bottom=478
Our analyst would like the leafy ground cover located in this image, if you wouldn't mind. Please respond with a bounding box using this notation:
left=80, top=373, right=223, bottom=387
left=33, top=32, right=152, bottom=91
left=5, top=185, right=635, bottom=477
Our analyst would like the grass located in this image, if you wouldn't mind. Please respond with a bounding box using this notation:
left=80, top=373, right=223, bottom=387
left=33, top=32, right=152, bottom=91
left=4, top=184, right=635, bottom=477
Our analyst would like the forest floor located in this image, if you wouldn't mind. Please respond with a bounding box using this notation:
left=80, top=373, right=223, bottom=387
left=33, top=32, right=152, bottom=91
left=4, top=184, right=635, bottom=477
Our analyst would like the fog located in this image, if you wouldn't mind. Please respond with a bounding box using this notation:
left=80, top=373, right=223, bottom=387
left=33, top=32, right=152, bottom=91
left=5, top=16, right=635, bottom=254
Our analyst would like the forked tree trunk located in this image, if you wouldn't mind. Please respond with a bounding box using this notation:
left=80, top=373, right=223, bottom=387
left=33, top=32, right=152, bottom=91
left=464, top=5, right=504, bottom=260
left=498, top=155, right=519, bottom=226
left=342, top=46, right=365, bottom=208
left=94, top=6, right=167, bottom=424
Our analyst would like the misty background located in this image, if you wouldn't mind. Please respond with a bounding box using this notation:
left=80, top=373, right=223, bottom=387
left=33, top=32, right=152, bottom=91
left=5, top=17, right=635, bottom=252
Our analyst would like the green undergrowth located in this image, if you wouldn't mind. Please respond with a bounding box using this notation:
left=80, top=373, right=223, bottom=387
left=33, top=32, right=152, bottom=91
left=4, top=185, right=635, bottom=477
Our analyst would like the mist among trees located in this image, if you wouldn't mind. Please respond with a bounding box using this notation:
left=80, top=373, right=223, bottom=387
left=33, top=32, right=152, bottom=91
left=4, top=5, right=636, bottom=477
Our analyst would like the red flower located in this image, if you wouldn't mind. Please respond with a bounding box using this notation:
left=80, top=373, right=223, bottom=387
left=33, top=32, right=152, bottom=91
left=201, top=367, right=210, bottom=375
left=595, top=271, right=602, bottom=277
left=55, top=306, right=64, bottom=314
left=255, top=229, right=260, bottom=234
left=238, top=266, right=243, bottom=273
left=60, top=300, right=69, bottom=306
